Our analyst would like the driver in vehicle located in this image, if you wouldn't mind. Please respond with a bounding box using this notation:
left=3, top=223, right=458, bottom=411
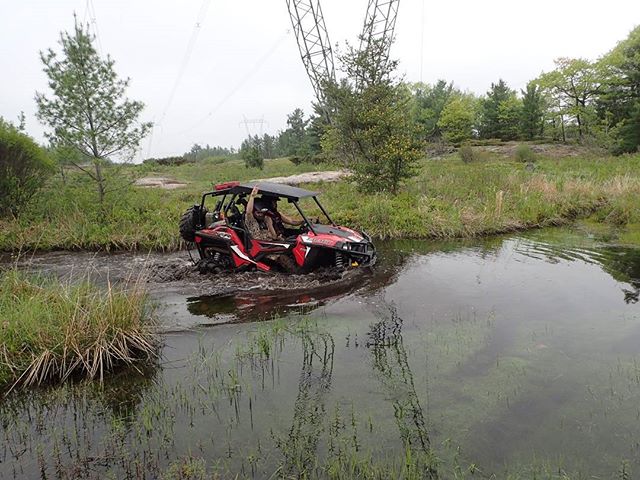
left=246, top=185, right=304, bottom=241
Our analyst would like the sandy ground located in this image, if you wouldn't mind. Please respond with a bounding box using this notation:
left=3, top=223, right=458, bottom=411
left=251, top=170, right=350, bottom=185
left=134, top=177, right=188, bottom=189
left=475, top=142, right=602, bottom=158
left=134, top=171, right=350, bottom=190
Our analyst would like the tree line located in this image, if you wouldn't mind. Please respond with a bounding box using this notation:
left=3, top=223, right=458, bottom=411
left=412, top=26, right=640, bottom=153
left=2, top=17, right=638, bottom=218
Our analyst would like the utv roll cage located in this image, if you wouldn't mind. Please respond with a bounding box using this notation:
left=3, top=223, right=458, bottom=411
left=198, top=181, right=336, bottom=234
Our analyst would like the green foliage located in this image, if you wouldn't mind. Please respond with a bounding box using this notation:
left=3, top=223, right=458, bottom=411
left=323, top=38, right=421, bottom=194
left=411, top=80, right=456, bottom=140
left=537, top=58, right=601, bottom=141
left=497, top=95, right=523, bottom=140
left=598, top=26, right=640, bottom=154
left=438, top=94, right=478, bottom=145
left=143, top=156, right=194, bottom=166
left=0, top=118, right=55, bottom=217
left=239, top=136, right=264, bottom=169
left=479, top=79, right=521, bottom=140
left=614, top=102, right=640, bottom=153
left=183, top=143, right=236, bottom=161
left=514, top=144, right=537, bottom=163
left=276, top=107, right=326, bottom=163
left=35, top=17, right=151, bottom=202
left=458, top=144, right=476, bottom=163
left=520, top=82, right=545, bottom=139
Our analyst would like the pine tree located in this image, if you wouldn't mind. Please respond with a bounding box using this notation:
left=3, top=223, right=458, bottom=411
left=35, top=17, right=151, bottom=202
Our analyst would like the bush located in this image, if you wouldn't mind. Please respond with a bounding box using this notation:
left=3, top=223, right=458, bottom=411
left=458, top=144, right=476, bottom=163
left=143, top=156, right=193, bottom=166
left=242, top=146, right=264, bottom=169
left=514, top=144, right=537, bottom=163
left=0, top=119, right=55, bottom=217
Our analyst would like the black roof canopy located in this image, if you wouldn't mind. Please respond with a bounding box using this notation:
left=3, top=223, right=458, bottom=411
left=233, top=181, right=319, bottom=201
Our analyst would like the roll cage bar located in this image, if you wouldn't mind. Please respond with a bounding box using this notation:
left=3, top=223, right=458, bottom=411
left=198, top=185, right=336, bottom=235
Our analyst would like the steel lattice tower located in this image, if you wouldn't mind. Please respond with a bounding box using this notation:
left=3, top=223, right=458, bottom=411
left=285, top=0, right=335, bottom=104
left=359, top=0, right=400, bottom=83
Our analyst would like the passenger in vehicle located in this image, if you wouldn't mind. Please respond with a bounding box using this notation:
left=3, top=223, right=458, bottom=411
left=259, top=193, right=304, bottom=238
left=245, top=186, right=283, bottom=241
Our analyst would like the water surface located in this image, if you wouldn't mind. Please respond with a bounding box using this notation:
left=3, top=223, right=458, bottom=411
left=2, top=228, right=640, bottom=479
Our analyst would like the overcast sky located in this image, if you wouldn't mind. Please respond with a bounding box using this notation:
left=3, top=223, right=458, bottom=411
left=1, top=0, right=638, bottom=159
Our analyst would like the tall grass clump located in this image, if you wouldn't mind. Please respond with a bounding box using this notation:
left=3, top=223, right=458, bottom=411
left=514, top=144, right=537, bottom=163
left=458, top=144, right=476, bottom=163
left=0, top=269, right=157, bottom=389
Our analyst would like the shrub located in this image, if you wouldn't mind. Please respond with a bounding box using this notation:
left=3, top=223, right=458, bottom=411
left=0, top=119, right=55, bottom=217
left=143, top=156, right=193, bottom=166
left=242, top=145, right=264, bottom=169
left=458, top=144, right=476, bottom=163
left=514, top=144, right=537, bottom=163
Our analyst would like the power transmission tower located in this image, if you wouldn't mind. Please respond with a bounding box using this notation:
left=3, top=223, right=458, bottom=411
left=359, top=0, right=400, bottom=83
left=240, top=115, right=268, bottom=137
left=285, top=0, right=335, bottom=104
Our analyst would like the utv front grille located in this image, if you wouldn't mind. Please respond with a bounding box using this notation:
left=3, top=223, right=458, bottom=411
left=347, top=242, right=373, bottom=254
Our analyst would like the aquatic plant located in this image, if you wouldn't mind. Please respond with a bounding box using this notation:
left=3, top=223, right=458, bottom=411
left=0, top=269, right=157, bottom=389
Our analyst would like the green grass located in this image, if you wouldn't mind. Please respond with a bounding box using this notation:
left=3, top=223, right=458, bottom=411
left=2, top=153, right=640, bottom=252
left=0, top=269, right=157, bottom=388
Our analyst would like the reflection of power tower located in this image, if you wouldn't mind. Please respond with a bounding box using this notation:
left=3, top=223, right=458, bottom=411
left=281, top=331, right=335, bottom=477
left=239, top=115, right=268, bottom=137
left=285, top=0, right=335, bottom=104
left=367, top=301, right=438, bottom=478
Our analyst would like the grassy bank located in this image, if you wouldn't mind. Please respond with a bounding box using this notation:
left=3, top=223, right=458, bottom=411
left=1, top=152, right=640, bottom=252
left=0, top=269, right=156, bottom=388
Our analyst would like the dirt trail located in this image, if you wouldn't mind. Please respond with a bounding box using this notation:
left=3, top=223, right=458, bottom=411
left=134, top=177, right=188, bottom=189
left=251, top=170, right=350, bottom=185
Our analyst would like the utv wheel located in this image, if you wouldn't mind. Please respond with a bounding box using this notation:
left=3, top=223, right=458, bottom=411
left=179, top=206, right=204, bottom=243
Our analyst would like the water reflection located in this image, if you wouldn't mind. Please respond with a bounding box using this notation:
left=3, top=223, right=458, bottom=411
left=367, top=300, right=437, bottom=478
left=187, top=288, right=347, bottom=322
left=515, top=234, right=640, bottom=304
left=3, top=228, right=640, bottom=478
left=185, top=244, right=412, bottom=324
left=280, top=331, right=334, bottom=477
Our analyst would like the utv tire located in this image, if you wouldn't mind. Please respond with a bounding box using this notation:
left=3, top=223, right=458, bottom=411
left=179, top=206, right=203, bottom=243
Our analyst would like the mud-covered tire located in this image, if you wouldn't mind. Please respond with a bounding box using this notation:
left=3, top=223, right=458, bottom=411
left=179, top=206, right=201, bottom=243
left=279, top=255, right=301, bottom=274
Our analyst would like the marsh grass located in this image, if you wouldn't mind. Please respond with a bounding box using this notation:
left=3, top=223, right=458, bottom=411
left=0, top=269, right=157, bottom=389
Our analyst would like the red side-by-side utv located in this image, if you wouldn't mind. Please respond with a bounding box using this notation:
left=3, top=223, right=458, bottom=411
left=179, top=181, right=376, bottom=274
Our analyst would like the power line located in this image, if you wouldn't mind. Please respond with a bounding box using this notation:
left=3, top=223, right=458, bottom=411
left=85, top=0, right=103, bottom=54
left=146, top=0, right=212, bottom=159
left=170, top=29, right=290, bottom=138
left=158, top=0, right=212, bottom=125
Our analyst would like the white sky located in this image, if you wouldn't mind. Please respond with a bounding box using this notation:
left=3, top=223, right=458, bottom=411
left=1, top=0, right=638, bottom=159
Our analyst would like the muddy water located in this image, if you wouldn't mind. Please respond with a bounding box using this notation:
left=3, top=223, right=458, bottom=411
left=2, top=228, right=640, bottom=478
